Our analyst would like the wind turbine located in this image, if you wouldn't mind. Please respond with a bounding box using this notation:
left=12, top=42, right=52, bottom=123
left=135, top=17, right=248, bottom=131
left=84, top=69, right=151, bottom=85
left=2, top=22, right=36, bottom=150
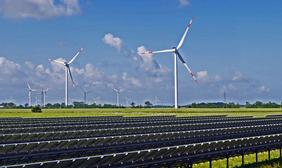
left=84, top=90, right=90, bottom=105
left=49, top=48, right=83, bottom=106
left=41, top=88, right=48, bottom=107
left=113, top=88, right=122, bottom=107
left=146, top=19, right=197, bottom=109
left=125, top=96, right=131, bottom=107
left=154, top=96, right=160, bottom=106
left=27, top=83, right=38, bottom=107
left=80, top=88, right=91, bottom=106
left=79, top=82, right=99, bottom=106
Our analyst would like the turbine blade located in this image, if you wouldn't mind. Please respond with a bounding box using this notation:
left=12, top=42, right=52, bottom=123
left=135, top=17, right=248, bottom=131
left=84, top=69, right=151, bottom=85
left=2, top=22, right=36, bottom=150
left=176, top=52, right=197, bottom=82
left=27, top=83, right=38, bottom=91
left=50, top=59, right=65, bottom=65
left=67, top=67, right=76, bottom=87
left=68, top=48, right=83, bottom=64
left=177, top=19, right=193, bottom=50
left=27, top=83, right=31, bottom=90
left=152, top=49, right=175, bottom=54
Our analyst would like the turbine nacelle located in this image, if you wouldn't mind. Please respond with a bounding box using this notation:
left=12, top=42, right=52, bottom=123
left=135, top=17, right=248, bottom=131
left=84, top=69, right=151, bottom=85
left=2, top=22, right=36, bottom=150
left=27, top=83, right=38, bottom=92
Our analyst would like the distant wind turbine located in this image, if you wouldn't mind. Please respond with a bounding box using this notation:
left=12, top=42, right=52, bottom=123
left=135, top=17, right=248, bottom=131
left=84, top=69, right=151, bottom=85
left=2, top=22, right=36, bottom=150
left=79, top=82, right=99, bottom=106
left=113, top=88, right=123, bottom=106
left=27, top=83, right=38, bottom=107
left=83, top=90, right=91, bottom=105
left=154, top=96, right=160, bottom=106
left=125, top=96, right=131, bottom=107
left=145, top=19, right=197, bottom=109
left=41, top=88, right=48, bottom=107
left=79, top=87, right=91, bottom=105
left=49, top=48, right=83, bottom=106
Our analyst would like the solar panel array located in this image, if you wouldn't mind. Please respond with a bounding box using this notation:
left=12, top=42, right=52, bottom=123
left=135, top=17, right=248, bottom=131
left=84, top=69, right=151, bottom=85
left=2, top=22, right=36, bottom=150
left=0, top=115, right=281, bottom=168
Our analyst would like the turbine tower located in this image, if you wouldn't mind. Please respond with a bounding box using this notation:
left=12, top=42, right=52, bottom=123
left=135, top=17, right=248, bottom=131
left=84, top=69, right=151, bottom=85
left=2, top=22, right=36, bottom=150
left=154, top=96, right=160, bottom=106
left=50, top=48, right=83, bottom=106
left=78, top=84, right=94, bottom=106
left=146, top=19, right=197, bottom=109
left=27, top=83, right=38, bottom=107
left=83, top=89, right=91, bottom=105
left=41, top=88, right=48, bottom=107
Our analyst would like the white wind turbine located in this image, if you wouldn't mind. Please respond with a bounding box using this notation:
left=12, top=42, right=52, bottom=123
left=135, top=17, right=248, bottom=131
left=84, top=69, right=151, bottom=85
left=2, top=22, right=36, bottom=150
left=79, top=82, right=99, bottom=106
left=80, top=87, right=91, bottom=106
left=146, top=19, right=197, bottom=109
left=49, top=48, right=83, bottom=106
left=41, top=88, right=48, bottom=107
left=113, top=88, right=123, bottom=107
left=27, top=83, right=38, bottom=107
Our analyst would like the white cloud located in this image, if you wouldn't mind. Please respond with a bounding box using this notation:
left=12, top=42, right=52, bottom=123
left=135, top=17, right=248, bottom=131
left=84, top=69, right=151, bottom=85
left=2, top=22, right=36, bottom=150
left=232, top=72, right=247, bottom=82
left=102, top=33, right=123, bottom=51
left=0, top=0, right=80, bottom=19
left=196, top=71, right=209, bottom=83
left=179, top=0, right=190, bottom=6
left=232, top=72, right=242, bottom=81
left=82, top=64, right=103, bottom=80
left=122, top=72, right=142, bottom=88
left=0, top=57, right=25, bottom=87
left=0, top=57, right=22, bottom=76
left=6, top=56, right=142, bottom=93
left=35, top=64, right=47, bottom=76
left=258, top=85, right=270, bottom=93
left=25, top=61, right=35, bottom=69
left=196, top=71, right=221, bottom=84
left=137, top=46, right=153, bottom=64
left=136, top=46, right=169, bottom=78
left=0, top=56, right=277, bottom=104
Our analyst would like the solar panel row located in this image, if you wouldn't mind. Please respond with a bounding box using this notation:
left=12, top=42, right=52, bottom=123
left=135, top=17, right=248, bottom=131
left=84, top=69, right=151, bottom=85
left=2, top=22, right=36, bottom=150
left=0, top=116, right=254, bottom=128
left=1, top=122, right=282, bottom=144
left=1, top=117, right=282, bottom=135
left=0, top=115, right=281, bottom=168
left=2, top=134, right=281, bottom=168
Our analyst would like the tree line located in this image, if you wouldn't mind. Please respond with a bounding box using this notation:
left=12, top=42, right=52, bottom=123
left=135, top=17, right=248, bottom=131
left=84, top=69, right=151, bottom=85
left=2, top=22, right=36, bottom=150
left=0, top=101, right=282, bottom=109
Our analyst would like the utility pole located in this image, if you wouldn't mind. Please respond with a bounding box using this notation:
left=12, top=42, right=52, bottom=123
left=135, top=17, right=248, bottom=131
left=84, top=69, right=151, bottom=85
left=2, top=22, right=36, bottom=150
left=224, top=91, right=227, bottom=108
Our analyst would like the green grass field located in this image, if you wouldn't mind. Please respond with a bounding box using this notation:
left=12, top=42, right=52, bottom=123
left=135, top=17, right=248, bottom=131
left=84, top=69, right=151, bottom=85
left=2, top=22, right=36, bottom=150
left=0, top=108, right=282, bottom=118
left=193, top=150, right=282, bottom=168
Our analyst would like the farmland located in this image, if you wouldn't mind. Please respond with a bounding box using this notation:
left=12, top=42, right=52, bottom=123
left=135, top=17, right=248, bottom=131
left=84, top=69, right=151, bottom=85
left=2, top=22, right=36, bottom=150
left=0, top=108, right=282, bottom=118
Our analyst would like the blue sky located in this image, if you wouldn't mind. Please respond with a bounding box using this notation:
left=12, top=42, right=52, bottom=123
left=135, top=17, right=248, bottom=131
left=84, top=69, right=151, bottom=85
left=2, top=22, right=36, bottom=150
left=0, top=0, right=281, bottom=105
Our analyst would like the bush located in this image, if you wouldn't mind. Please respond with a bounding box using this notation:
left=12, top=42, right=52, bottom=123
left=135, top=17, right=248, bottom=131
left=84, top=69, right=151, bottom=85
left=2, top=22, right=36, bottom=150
left=31, top=106, right=42, bottom=113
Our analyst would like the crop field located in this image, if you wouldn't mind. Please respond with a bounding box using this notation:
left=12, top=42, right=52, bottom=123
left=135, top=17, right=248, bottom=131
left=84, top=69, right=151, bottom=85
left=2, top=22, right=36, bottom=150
left=0, top=108, right=282, bottom=118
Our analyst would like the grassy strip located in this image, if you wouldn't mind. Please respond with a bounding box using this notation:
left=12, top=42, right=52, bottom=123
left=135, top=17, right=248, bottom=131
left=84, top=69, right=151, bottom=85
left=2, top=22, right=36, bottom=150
left=0, top=108, right=282, bottom=118
left=192, top=150, right=281, bottom=168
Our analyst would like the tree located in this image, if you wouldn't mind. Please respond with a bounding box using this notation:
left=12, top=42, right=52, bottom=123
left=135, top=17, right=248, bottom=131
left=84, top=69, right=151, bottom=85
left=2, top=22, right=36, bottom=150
left=0, top=102, right=16, bottom=108
left=144, top=101, right=152, bottom=107
left=73, top=102, right=84, bottom=108
left=246, top=102, right=251, bottom=108
left=130, top=102, right=135, bottom=107
left=31, top=106, right=42, bottom=113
